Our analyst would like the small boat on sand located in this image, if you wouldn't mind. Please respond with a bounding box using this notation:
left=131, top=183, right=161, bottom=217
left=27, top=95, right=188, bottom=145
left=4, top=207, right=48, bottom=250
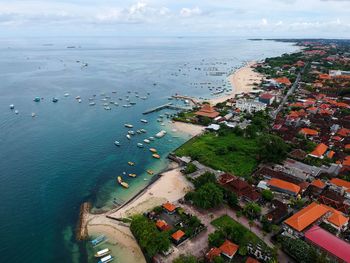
left=152, top=154, right=161, bottom=159
left=128, top=161, right=135, bottom=166
left=95, top=248, right=110, bottom=258
left=91, top=235, right=106, bottom=246
left=124, top=124, right=133, bottom=128
left=98, top=254, right=114, bottom=263
left=149, top=148, right=157, bottom=153
left=128, top=173, right=137, bottom=178
left=147, top=170, right=154, bottom=175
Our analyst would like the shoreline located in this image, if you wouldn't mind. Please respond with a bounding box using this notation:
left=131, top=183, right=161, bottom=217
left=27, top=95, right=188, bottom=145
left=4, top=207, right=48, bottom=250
left=208, top=61, right=264, bottom=105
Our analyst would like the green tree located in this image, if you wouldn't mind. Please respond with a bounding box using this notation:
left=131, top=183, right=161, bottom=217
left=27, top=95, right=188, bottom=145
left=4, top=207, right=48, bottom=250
left=262, top=189, right=274, bottom=202
left=184, top=163, right=197, bottom=174
left=192, top=183, right=224, bottom=209
left=243, top=202, right=261, bottom=220
left=193, top=172, right=217, bottom=189
left=258, top=134, right=289, bottom=163
left=208, top=230, right=225, bottom=247
left=225, top=190, right=238, bottom=208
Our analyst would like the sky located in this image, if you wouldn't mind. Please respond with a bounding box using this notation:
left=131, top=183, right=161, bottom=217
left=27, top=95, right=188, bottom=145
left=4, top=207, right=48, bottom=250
left=1, top=0, right=350, bottom=38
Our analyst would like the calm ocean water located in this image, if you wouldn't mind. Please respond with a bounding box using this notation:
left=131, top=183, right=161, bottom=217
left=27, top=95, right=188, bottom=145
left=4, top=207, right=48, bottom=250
left=0, top=37, right=298, bottom=263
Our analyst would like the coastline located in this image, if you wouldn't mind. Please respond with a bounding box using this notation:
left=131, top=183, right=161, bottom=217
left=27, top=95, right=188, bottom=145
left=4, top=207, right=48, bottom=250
left=208, top=61, right=264, bottom=105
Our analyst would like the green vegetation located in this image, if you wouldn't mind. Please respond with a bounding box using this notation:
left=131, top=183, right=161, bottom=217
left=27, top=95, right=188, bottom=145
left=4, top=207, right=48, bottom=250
left=242, top=202, right=262, bottom=220
left=257, top=134, right=289, bottom=163
left=262, top=189, right=274, bottom=202
left=173, top=254, right=199, bottom=263
left=184, top=163, right=198, bottom=174
left=211, top=215, right=274, bottom=256
left=130, top=215, right=170, bottom=258
left=175, top=132, right=259, bottom=177
left=193, top=171, right=217, bottom=189
left=173, top=111, right=196, bottom=123
left=185, top=182, right=223, bottom=209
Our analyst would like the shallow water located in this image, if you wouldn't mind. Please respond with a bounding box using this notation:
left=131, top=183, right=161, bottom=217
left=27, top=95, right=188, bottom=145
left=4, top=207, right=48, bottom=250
left=0, top=37, right=298, bottom=263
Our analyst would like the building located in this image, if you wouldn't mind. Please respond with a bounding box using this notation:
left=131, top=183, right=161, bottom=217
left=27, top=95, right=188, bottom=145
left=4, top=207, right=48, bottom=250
left=299, top=128, right=318, bottom=137
left=163, top=202, right=176, bottom=214
left=259, top=93, right=275, bottom=105
left=267, top=178, right=301, bottom=196
left=274, top=77, right=292, bottom=86
left=195, top=104, right=220, bottom=119
left=171, top=230, right=185, bottom=245
left=308, top=143, right=328, bottom=159
left=235, top=99, right=267, bottom=113
left=206, top=247, right=222, bottom=262
left=219, top=240, right=239, bottom=259
left=305, top=226, right=350, bottom=263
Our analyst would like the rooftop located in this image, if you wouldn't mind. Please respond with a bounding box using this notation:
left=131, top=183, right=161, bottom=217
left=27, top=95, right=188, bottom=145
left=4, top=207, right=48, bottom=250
left=309, top=143, right=328, bottom=158
left=163, top=202, right=176, bottom=213
left=330, top=178, right=350, bottom=189
left=171, top=230, right=185, bottom=241
left=267, top=178, right=301, bottom=194
left=219, top=240, right=239, bottom=257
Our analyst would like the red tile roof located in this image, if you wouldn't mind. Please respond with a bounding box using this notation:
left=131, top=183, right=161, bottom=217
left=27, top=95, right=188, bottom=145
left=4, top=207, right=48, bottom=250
left=343, top=156, right=350, bottom=167
left=171, top=230, right=185, bottom=241
left=219, top=240, right=239, bottom=257
left=163, top=202, right=176, bottom=213
left=259, top=93, right=274, bottom=100
left=267, top=178, right=301, bottom=195
left=305, top=226, right=350, bottom=262
left=246, top=257, right=260, bottom=263
left=311, top=179, right=326, bottom=189
left=330, top=178, right=350, bottom=189
left=195, top=104, right=220, bottom=118
left=299, top=128, right=318, bottom=136
left=309, top=143, right=328, bottom=158
left=338, top=128, right=350, bottom=137
left=319, top=74, right=331, bottom=80
left=274, top=77, right=292, bottom=86
left=206, top=247, right=222, bottom=262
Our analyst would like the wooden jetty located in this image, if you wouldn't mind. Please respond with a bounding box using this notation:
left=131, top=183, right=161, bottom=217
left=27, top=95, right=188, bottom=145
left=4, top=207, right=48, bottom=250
left=171, top=95, right=200, bottom=106
left=143, top=103, right=191, bottom=115
left=76, top=202, right=91, bottom=241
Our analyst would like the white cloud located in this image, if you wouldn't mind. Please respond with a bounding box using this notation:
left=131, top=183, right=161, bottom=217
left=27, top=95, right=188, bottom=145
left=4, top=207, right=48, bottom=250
left=179, top=7, right=202, bottom=17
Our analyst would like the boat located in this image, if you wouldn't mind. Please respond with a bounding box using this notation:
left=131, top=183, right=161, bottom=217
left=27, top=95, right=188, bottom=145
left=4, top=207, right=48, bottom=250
left=147, top=170, right=154, bottom=175
left=124, top=124, right=133, bottom=128
left=104, top=106, right=111, bottom=110
left=128, top=131, right=135, bottom=135
left=89, top=102, right=96, bottom=106
left=94, top=248, right=110, bottom=258
left=91, top=235, right=106, bottom=246
left=152, top=154, right=161, bottom=159
left=98, top=255, right=114, bottom=263
left=15, top=110, right=19, bottom=114
left=123, top=104, right=131, bottom=108
left=31, top=112, right=36, bottom=117
left=143, top=139, right=150, bottom=144
left=140, top=119, right=148, bottom=123
left=128, top=161, right=135, bottom=166
left=103, top=103, right=109, bottom=106
left=117, top=176, right=122, bottom=184
left=149, top=137, right=155, bottom=141
left=140, top=129, right=147, bottom=133
left=78, top=99, right=82, bottom=103
left=155, top=130, right=167, bottom=138
left=136, top=130, right=142, bottom=134
left=75, top=96, right=81, bottom=100
left=128, top=173, right=137, bottom=178
left=149, top=148, right=157, bottom=153
left=137, top=143, right=144, bottom=148
left=64, top=93, right=70, bottom=97
left=33, top=97, right=41, bottom=102
left=126, top=134, right=131, bottom=140
left=52, top=97, right=59, bottom=103
left=9, top=104, right=15, bottom=109
left=114, top=141, right=120, bottom=146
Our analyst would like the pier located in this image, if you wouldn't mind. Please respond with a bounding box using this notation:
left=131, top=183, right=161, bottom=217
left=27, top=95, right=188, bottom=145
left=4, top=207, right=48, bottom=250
left=142, top=103, right=192, bottom=115
left=171, top=95, right=200, bottom=106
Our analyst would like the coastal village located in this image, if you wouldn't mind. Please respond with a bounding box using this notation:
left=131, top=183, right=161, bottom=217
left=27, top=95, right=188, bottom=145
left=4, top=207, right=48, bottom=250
left=83, top=39, right=350, bottom=263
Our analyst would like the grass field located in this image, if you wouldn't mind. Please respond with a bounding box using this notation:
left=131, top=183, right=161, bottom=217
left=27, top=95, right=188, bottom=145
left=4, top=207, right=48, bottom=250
left=175, top=132, right=259, bottom=177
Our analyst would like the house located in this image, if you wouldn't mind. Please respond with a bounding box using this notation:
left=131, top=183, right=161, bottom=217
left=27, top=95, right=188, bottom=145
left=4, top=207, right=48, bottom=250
left=246, top=257, right=260, bottom=263
left=156, top=220, right=171, bottom=231
left=311, top=179, right=326, bottom=190
left=235, top=99, right=267, bottom=113
left=325, top=209, right=349, bottom=231
left=299, top=128, right=318, bottom=137
left=206, top=247, right=222, bottom=262
left=274, top=77, right=292, bottom=86
left=171, top=230, right=185, bottom=245
left=195, top=104, right=220, bottom=119
left=163, top=202, right=176, bottom=214
left=266, top=200, right=290, bottom=224
left=305, top=226, right=350, bottom=263
left=309, top=143, right=328, bottom=159
left=330, top=178, right=350, bottom=191
left=267, top=178, right=301, bottom=196
left=318, top=189, right=349, bottom=214
left=259, top=93, right=275, bottom=105
left=219, top=240, right=239, bottom=259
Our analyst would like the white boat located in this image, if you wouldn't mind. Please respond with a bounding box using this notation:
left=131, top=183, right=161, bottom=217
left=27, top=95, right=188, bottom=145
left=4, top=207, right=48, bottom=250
left=128, top=131, right=135, bottom=135
left=155, top=130, right=167, bottom=138
left=140, top=119, right=148, bottom=123
left=95, top=248, right=110, bottom=258
left=103, top=103, right=109, bottom=106
left=124, top=124, right=133, bottom=128
left=149, top=137, right=155, bottom=141
left=15, top=110, right=19, bottom=114
left=137, top=143, right=144, bottom=148
left=123, top=104, right=131, bottom=108
left=104, top=106, right=111, bottom=110
left=126, top=134, right=131, bottom=140
left=114, top=141, right=120, bottom=146
left=78, top=99, right=82, bottom=103
left=64, top=93, right=70, bottom=97
left=31, top=112, right=36, bottom=117
left=143, top=139, right=150, bottom=144
left=136, top=130, right=142, bottom=134
left=98, top=254, right=114, bottom=263
left=140, top=129, right=147, bottom=133
left=75, top=96, right=81, bottom=100
left=89, top=102, right=96, bottom=106
left=9, top=104, right=15, bottom=109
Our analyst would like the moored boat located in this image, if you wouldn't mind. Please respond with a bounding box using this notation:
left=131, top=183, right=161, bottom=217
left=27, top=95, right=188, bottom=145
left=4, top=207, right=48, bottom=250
left=114, top=141, right=120, bottom=146
left=155, top=130, right=167, bottom=138
left=33, top=97, right=41, bottom=102
left=94, top=248, right=110, bottom=258
left=143, top=139, right=150, bottom=144
left=52, top=97, right=59, bottom=103
left=147, top=170, right=154, bottom=175
left=137, top=143, right=143, bottom=148
left=98, top=254, right=114, bottom=263
left=140, top=119, right=148, bottom=123
left=152, top=154, right=160, bottom=159
left=126, top=134, right=131, bottom=140
left=128, top=131, right=135, bottom=135
left=149, top=148, right=157, bottom=153
left=128, top=173, right=137, bottom=178
left=128, top=161, right=135, bottom=166
left=91, top=235, right=106, bottom=246
left=124, top=124, right=133, bottom=128
left=9, top=104, right=15, bottom=109
left=89, top=102, right=96, bottom=106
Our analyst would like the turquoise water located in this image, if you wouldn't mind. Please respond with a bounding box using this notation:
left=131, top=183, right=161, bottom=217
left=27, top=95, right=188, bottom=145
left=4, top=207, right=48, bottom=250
left=0, top=37, right=298, bottom=263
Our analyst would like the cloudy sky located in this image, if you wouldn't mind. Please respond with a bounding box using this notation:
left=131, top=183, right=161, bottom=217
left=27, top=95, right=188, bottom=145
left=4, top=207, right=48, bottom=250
left=1, top=0, right=350, bottom=38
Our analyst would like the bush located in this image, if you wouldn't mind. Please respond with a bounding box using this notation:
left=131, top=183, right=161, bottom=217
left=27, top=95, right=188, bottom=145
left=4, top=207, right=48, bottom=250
left=190, top=183, right=224, bottom=209
left=184, top=163, right=197, bottom=174
left=262, top=189, right=274, bottom=202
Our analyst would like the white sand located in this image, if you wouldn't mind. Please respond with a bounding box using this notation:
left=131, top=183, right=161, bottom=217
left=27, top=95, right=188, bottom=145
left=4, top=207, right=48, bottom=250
left=209, top=61, right=264, bottom=105
left=170, top=121, right=205, bottom=137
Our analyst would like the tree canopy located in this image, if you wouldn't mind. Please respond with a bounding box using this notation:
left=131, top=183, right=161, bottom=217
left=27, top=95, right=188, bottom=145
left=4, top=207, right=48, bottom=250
left=257, top=134, right=289, bottom=163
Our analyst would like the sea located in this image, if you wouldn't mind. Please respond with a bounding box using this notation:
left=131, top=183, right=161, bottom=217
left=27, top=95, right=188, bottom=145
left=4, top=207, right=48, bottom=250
left=0, top=37, right=299, bottom=263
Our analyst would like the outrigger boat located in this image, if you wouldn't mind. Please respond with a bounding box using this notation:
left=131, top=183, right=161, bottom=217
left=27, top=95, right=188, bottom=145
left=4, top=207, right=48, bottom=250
left=128, top=173, right=137, bottom=178
left=98, top=255, right=114, bottom=263
left=137, top=143, right=144, bottom=148
left=94, top=248, right=110, bottom=258
left=91, top=235, right=106, bottom=246
left=128, top=161, right=135, bottom=166
left=152, top=154, right=160, bottom=159
left=124, top=124, right=133, bottom=128
left=140, top=119, right=148, bottom=123
left=117, top=176, right=129, bottom=188
left=149, top=148, right=157, bottom=153
left=147, top=170, right=154, bottom=175
left=114, top=141, right=120, bottom=146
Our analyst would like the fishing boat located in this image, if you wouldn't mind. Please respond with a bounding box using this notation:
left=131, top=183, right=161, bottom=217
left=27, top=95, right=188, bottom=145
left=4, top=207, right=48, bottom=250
left=149, top=148, right=157, bottom=153
left=94, top=248, right=110, bottom=258
left=31, top=112, right=36, bottom=118
left=147, top=170, right=154, bottom=175
left=128, top=161, right=135, bottom=166
left=98, top=255, right=114, bottom=263
left=15, top=110, right=19, bottom=114
left=143, top=139, right=150, bottom=144
left=75, top=96, right=81, bottom=100
left=137, top=143, right=144, bottom=148
left=140, top=119, right=148, bottom=123
left=155, top=130, right=167, bottom=138
left=128, top=173, right=137, bottom=178
left=103, top=103, right=109, bottom=106
left=124, top=124, right=133, bottom=128
left=149, top=137, right=155, bottom=141
left=152, top=154, right=161, bottom=159
left=130, top=102, right=136, bottom=105
left=140, top=129, right=147, bottom=133
left=89, top=102, right=96, bottom=106
left=104, top=106, right=111, bottom=110
left=64, top=93, right=70, bottom=97
left=117, top=176, right=129, bottom=188
left=114, top=141, right=120, bottom=146
left=128, top=131, right=135, bottom=135
left=9, top=104, right=15, bottom=109
left=126, top=134, right=131, bottom=140
left=140, top=96, right=147, bottom=100
left=91, top=235, right=106, bottom=246
left=52, top=97, right=59, bottom=103
left=136, top=130, right=142, bottom=134
left=33, top=97, right=41, bottom=102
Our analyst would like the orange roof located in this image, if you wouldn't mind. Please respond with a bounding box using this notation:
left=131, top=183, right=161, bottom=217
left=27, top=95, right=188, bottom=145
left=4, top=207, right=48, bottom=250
left=274, top=77, right=292, bottom=86
left=327, top=150, right=335, bottom=159
left=343, top=156, right=350, bottom=167
left=338, top=128, right=350, bottom=137
left=219, top=240, right=239, bottom=257
left=327, top=212, right=349, bottom=228
left=171, top=230, right=185, bottom=241
left=336, top=102, right=350, bottom=108
left=206, top=247, right=222, bottom=261
left=310, top=143, right=328, bottom=158
left=311, top=179, right=326, bottom=189
left=156, top=220, right=168, bottom=230
left=319, top=74, right=331, bottom=80
left=307, top=106, right=318, bottom=112
left=195, top=104, right=220, bottom=118
left=299, top=128, right=318, bottom=136
left=246, top=257, right=260, bottom=263
left=345, top=144, right=350, bottom=150
left=267, top=178, right=300, bottom=194
left=330, top=178, right=350, bottom=189
left=284, top=202, right=330, bottom=232
left=163, top=202, right=176, bottom=212
left=290, top=102, right=304, bottom=108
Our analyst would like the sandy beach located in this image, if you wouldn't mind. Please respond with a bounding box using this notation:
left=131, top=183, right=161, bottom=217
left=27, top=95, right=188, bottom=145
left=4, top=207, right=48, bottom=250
left=209, top=61, right=264, bottom=105
left=85, top=164, right=193, bottom=263
left=169, top=121, right=205, bottom=137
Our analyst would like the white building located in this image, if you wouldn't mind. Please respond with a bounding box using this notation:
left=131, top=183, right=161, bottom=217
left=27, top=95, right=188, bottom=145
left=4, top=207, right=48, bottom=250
left=235, top=99, right=266, bottom=113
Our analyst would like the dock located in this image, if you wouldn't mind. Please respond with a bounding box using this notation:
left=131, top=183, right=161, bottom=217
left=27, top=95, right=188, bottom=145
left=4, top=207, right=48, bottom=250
left=143, top=103, right=192, bottom=115
left=171, top=95, right=200, bottom=106
left=76, top=202, right=91, bottom=241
